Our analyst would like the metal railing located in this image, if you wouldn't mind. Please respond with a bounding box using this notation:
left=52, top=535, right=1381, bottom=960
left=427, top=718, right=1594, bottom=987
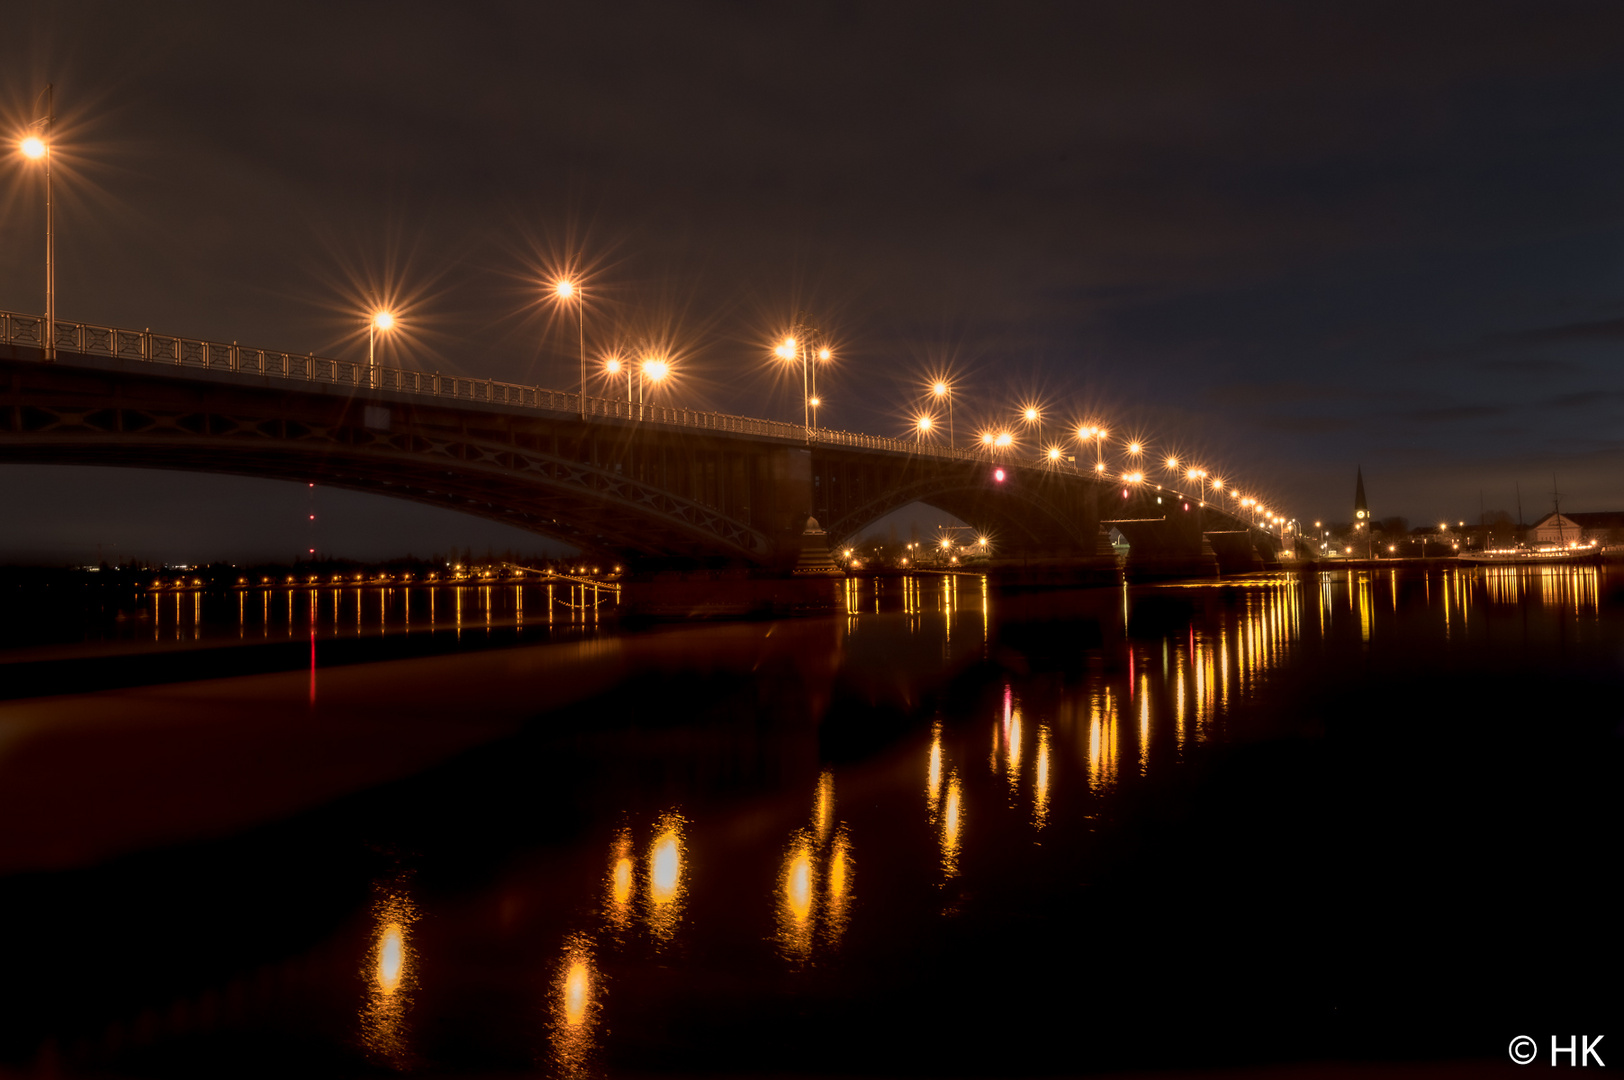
left=0, top=310, right=1255, bottom=518
left=0, top=309, right=993, bottom=461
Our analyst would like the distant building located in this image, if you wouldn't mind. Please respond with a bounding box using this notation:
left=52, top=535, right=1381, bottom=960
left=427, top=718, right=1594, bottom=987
left=1354, top=466, right=1370, bottom=525
left=1530, top=511, right=1624, bottom=545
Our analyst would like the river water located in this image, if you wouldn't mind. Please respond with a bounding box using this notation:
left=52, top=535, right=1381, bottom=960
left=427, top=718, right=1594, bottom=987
left=0, top=567, right=1617, bottom=1077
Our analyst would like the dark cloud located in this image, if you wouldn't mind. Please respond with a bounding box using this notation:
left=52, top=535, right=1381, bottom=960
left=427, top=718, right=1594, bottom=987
left=1403, top=405, right=1510, bottom=423
left=1490, top=316, right=1624, bottom=347
left=7, top=1, right=1624, bottom=555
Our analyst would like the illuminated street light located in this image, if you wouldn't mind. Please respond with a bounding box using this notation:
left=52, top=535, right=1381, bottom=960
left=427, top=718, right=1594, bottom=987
left=640, top=357, right=669, bottom=398
left=812, top=344, right=833, bottom=425
left=932, top=380, right=954, bottom=446
left=1020, top=406, right=1043, bottom=460
left=604, top=355, right=633, bottom=405
left=18, top=84, right=53, bottom=360
left=773, top=321, right=832, bottom=439
left=552, top=277, right=586, bottom=420
left=916, top=414, right=933, bottom=443
left=368, top=310, right=395, bottom=375
left=994, top=431, right=1013, bottom=449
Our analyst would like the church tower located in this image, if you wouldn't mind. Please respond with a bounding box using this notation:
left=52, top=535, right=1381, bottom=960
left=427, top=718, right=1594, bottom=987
left=1354, top=466, right=1369, bottom=525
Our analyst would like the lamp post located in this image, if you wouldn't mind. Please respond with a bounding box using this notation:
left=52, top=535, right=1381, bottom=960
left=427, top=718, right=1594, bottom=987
left=813, top=346, right=831, bottom=429
left=915, top=415, right=932, bottom=443
left=639, top=357, right=669, bottom=409
left=19, top=84, right=53, bottom=360
left=774, top=324, right=830, bottom=441
left=368, top=310, right=395, bottom=378
left=933, top=380, right=953, bottom=447
left=774, top=335, right=809, bottom=435
left=553, top=279, right=584, bottom=419
left=1021, top=407, right=1042, bottom=461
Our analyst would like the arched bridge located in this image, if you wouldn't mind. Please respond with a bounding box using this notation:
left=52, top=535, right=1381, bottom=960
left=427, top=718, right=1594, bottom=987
left=0, top=311, right=1281, bottom=574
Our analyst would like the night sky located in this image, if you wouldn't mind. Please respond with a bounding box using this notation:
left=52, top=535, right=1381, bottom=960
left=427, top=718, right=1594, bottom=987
left=4, top=2, right=1624, bottom=562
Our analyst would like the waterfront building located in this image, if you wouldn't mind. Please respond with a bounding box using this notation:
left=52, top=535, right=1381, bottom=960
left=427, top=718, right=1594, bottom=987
left=1530, top=511, right=1624, bottom=546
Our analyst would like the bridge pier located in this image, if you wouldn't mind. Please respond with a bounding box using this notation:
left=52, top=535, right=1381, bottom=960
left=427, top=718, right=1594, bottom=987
left=1107, top=486, right=1220, bottom=581
left=1205, top=530, right=1265, bottom=575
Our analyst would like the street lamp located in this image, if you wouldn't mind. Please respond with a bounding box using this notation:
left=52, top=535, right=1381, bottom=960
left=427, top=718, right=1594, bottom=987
left=604, top=355, right=633, bottom=406
left=1020, top=406, right=1042, bottom=460
left=932, top=380, right=954, bottom=446
left=552, top=278, right=585, bottom=419
left=813, top=346, right=833, bottom=427
left=19, top=85, right=53, bottom=360
left=773, top=321, right=832, bottom=439
left=368, top=310, right=395, bottom=375
left=639, top=357, right=669, bottom=408
left=915, top=414, right=933, bottom=443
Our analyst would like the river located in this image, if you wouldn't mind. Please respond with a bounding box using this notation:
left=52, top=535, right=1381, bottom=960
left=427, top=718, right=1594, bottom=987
left=0, top=566, right=1617, bottom=1076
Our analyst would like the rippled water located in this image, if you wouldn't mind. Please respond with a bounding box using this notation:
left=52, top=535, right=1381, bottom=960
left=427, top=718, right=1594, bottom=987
left=0, top=566, right=1618, bottom=1076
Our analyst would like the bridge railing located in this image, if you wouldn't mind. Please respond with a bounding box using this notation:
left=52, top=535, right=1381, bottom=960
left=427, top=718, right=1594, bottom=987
left=0, top=311, right=1298, bottom=510
left=1, top=308, right=1004, bottom=463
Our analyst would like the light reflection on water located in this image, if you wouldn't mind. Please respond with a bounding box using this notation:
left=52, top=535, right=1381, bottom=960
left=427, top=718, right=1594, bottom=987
left=9, top=564, right=1619, bottom=1075
left=549, top=932, right=599, bottom=1078
left=360, top=882, right=418, bottom=1069
left=5, top=583, right=616, bottom=655
left=643, top=811, right=688, bottom=946
left=776, top=769, right=853, bottom=963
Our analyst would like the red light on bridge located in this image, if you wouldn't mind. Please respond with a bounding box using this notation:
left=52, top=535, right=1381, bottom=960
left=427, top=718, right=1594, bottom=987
left=993, top=468, right=1006, bottom=483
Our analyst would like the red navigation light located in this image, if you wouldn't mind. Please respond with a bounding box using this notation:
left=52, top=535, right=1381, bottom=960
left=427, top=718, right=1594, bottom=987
left=993, top=468, right=1006, bottom=482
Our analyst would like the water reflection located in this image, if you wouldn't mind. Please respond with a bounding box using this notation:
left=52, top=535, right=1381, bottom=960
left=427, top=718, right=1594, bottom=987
left=941, top=771, right=962, bottom=881
left=643, top=811, right=688, bottom=945
left=814, top=769, right=834, bottom=841
left=604, top=826, right=635, bottom=936
left=777, top=832, right=817, bottom=961
left=17, top=564, right=1621, bottom=1075
left=117, top=583, right=619, bottom=652
left=548, top=932, right=599, bottom=1078
left=825, top=827, right=852, bottom=946
left=1033, top=725, right=1051, bottom=831
left=927, top=724, right=943, bottom=811
left=776, top=772, right=854, bottom=962
left=360, top=882, right=418, bottom=1069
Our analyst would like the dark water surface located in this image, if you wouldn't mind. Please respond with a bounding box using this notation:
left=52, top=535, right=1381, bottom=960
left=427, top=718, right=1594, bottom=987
left=0, top=568, right=1617, bottom=1077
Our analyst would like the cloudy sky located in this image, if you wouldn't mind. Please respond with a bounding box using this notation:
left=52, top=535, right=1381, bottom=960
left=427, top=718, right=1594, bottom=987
left=3, top=1, right=1624, bottom=561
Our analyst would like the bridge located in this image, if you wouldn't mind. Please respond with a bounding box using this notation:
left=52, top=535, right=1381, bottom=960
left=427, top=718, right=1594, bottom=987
left=0, top=311, right=1283, bottom=576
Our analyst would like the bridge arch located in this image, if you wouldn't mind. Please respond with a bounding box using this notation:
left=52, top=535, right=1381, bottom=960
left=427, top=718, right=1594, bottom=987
left=0, top=353, right=780, bottom=565
left=821, top=462, right=1105, bottom=555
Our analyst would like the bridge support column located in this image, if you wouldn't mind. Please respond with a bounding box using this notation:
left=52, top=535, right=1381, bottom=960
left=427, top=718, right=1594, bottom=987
left=1110, top=490, right=1219, bottom=581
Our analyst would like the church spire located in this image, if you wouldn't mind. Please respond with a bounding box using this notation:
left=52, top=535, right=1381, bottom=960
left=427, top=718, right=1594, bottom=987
left=1354, top=466, right=1369, bottom=522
